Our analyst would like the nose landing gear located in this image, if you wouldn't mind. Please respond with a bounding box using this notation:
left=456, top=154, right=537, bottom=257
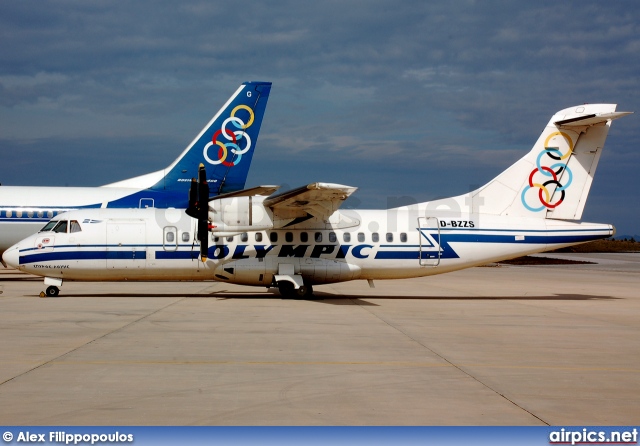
left=40, top=286, right=60, bottom=298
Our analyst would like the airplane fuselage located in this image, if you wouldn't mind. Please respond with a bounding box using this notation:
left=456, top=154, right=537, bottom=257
left=3, top=207, right=613, bottom=286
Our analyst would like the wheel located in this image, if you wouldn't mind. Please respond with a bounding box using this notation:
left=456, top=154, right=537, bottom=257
left=293, top=284, right=314, bottom=299
left=46, top=286, right=59, bottom=297
left=277, top=281, right=295, bottom=298
left=278, top=281, right=315, bottom=299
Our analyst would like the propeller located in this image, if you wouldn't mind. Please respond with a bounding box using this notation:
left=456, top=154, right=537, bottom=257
left=186, top=163, right=210, bottom=261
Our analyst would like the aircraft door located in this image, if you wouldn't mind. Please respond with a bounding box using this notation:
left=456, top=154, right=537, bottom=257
left=107, top=222, right=147, bottom=270
left=417, top=217, right=440, bottom=267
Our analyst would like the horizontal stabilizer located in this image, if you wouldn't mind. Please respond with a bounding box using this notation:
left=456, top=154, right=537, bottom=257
left=554, top=111, right=632, bottom=127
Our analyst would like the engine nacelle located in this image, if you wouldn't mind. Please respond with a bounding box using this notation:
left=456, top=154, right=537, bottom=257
left=214, top=257, right=362, bottom=287
left=208, top=196, right=274, bottom=233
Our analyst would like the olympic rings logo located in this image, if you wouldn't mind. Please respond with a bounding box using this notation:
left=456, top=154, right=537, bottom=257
left=521, top=132, right=574, bottom=212
left=203, top=104, right=255, bottom=167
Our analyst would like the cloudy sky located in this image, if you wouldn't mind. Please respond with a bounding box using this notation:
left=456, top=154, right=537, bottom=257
left=1, top=1, right=638, bottom=235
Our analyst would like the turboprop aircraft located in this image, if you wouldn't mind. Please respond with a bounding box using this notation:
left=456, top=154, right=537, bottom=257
left=0, top=81, right=271, bottom=265
left=3, top=103, right=631, bottom=298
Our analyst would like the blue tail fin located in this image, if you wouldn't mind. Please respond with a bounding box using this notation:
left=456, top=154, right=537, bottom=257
left=152, top=81, right=271, bottom=195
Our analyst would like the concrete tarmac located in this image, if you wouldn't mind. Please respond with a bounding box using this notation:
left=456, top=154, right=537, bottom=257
left=0, top=253, right=639, bottom=426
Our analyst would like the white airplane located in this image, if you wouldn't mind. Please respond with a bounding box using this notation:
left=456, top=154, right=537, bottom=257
left=3, top=104, right=631, bottom=298
left=0, top=81, right=272, bottom=265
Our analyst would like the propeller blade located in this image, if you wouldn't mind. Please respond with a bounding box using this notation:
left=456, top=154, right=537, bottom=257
left=185, top=178, right=198, bottom=219
left=198, top=164, right=209, bottom=220
left=199, top=218, right=209, bottom=261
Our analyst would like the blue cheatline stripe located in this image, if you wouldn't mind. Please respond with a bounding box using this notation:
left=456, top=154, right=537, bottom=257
left=0, top=219, right=50, bottom=223
left=155, top=251, right=199, bottom=260
left=377, top=232, right=609, bottom=260
left=437, top=233, right=607, bottom=244
left=16, top=231, right=610, bottom=264
left=435, top=227, right=612, bottom=233
left=19, top=250, right=147, bottom=265
left=375, top=251, right=437, bottom=260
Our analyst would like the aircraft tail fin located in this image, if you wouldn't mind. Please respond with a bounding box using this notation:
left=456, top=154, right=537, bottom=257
left=452, top=104, right=631, bottom=220
left=153, top=81, right=271, bottom=195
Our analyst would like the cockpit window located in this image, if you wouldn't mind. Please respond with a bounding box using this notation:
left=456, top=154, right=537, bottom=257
left=40, top=220, right=59, bottom=232
left=52, top=220, right=68, bottom=233
left=70, top=220, right=82, bottom=233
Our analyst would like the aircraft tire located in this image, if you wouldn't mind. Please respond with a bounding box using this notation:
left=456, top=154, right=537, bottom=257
left=294, top=285, right=314, bottom=299
left=277, top=281, right=295, bottom=298
left=46, top=286, right=59, bottom=297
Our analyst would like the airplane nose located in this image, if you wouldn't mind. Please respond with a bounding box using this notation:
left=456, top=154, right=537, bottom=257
left=2, top=245, right=20, bottom=269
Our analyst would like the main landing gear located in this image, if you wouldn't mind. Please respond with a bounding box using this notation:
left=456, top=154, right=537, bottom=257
left=277, top=281, right=314, bottom=299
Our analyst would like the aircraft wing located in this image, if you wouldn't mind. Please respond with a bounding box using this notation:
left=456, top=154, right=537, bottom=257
left=211, top=185, right=281, bottom=201
left=263, top=182, right=357, bottom=223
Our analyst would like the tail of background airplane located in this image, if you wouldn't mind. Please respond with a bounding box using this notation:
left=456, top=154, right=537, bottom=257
left=105, top=81, right=271, bottom=195
left=440, top=104, right=631, bottom=220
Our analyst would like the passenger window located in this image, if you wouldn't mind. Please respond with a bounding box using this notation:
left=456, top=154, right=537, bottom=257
left=255, top=233, right=263, bottom=242
left=329, top=232, right=337, bottom=243
left=400, top=233, right=407, bottom=243
left=300, top=232, right=308, bottom=243
left=226, top=236, right=234, bottom=242
left=166, top=231, right=175, bottom=242
left=182, top=232, right=190, bottom=242
left=372, top=233, right=379, bottom=243
left=343, top=233, right=351, bottom=243
left=53, top=221, right=68, bottom=233
left=214, top=236, right=220, bottom=243
left=37, top=211, right=43, bottom=218
left=357, top=232, right=365, bottom=242
left=47, top=211, right=53, bottom=218
left=16, top=211, right=23, bottom=218
left=315, top=232, right=322, bottom=242
left=27, top=211, right=34, bottom=218
left=386, top=233, right=393, bottom=242
left=285, top=232, right=293, bottom=242
left=70, top=220, right=82, bottom=233
left=270, top=232, right=278, bottom=242
left=241, top=233, right=248, bottom=242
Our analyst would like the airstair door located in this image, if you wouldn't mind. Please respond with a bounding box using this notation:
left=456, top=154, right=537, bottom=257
left=417, top=216, right=440, bottom=267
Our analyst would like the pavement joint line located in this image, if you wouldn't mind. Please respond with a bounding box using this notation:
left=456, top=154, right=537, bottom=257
left=348, top=297, right=551, bottom=426
left=30, top=360, right=640, bottom=372
left=0, top=297, right=186, bottom=389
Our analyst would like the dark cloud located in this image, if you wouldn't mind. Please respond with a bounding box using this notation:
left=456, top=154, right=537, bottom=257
left=0, top=0, right=639, bottom=234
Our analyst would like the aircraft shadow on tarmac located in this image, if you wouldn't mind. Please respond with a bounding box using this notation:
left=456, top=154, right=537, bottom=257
left=29, top=291, right=619, bottom=304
